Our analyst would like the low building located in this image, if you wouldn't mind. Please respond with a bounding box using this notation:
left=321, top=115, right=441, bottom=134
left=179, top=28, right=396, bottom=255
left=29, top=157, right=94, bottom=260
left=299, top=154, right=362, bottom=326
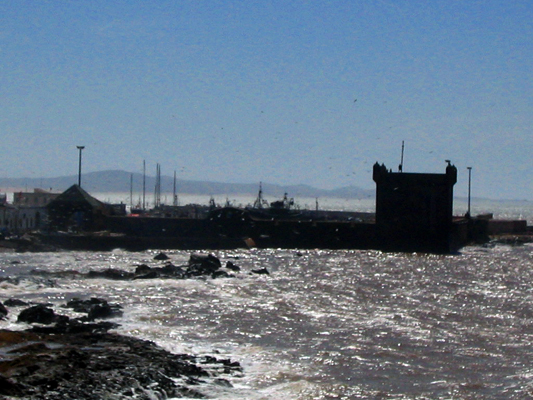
left=13, top=188, right=60, bottom=207
left=0, top=188, right=59, bottom=235
left=0, top=203, right=17, bottom=236
left=47, top=185, right=110, bottom=232
left=9, top=189, right=61, bottom=233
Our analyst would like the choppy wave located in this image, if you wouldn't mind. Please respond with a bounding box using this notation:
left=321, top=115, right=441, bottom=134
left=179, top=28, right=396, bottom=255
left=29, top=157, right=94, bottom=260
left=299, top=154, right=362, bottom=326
left=1, top=243, right=533, bottom=398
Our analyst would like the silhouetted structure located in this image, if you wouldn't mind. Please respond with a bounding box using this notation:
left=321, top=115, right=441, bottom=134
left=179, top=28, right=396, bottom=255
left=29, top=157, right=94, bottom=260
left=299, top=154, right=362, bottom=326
left=373, top=161, right=457, bottom=252
left=40, top=161, right=528, bottom=254
left=47, top=185, right=109, bottom=232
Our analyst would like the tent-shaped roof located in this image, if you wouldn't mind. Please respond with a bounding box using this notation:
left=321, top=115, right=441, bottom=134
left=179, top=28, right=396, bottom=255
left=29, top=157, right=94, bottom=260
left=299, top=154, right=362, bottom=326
left=48, top=185, right=106, bottom=210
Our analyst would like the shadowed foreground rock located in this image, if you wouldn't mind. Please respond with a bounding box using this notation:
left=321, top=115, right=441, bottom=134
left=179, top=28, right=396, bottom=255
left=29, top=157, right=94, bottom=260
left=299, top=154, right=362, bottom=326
left=0, top=329, right=242, bottom=399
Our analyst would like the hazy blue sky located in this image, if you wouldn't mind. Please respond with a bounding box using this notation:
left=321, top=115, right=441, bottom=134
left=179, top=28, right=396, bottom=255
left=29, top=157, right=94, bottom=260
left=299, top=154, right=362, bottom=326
left=1, top=1, right=531, bottom=200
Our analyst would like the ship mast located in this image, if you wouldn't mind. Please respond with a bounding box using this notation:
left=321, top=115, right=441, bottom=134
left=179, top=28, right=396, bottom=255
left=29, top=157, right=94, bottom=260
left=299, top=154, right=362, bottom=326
left=253, top=182, right=267, bottom=209
left=142, top=160, right=146, bottom=210
left=399, top=141, right=405, bottom=172
left=130, top=173, right=133, bottom=211
left=154, top=163, right=161, bottom=208
left=173, top=170, right=178, bottom=206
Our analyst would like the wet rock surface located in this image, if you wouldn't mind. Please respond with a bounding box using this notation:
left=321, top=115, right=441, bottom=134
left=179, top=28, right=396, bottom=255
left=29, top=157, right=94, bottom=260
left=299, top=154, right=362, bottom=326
left=0, top=303, right=7, bottom=320
left=26, top=253, right=258, bottom=282
left=251, top=267, right=270, bottom=275
left=17, top=304, right=58, bottom=325
left=0, top=253, right=255, bottom=398
left=92, top=253, right=241, bottom=280
left=489, top=233, right=533, bottom=246
left=1, top=295, right=243, bottom=399
left=0, top=329, right=242, bottom=399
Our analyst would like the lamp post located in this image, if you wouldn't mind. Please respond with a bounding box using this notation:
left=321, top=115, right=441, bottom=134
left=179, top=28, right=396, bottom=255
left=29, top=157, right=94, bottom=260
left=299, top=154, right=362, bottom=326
left=77, top=146, right=85, bottom=187
left=466, top=167, right=472, bottom=218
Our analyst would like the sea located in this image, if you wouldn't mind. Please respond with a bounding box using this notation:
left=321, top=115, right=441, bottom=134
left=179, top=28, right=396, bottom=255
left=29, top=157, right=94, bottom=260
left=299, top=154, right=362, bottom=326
left=1, top=197, right=532, bottom=399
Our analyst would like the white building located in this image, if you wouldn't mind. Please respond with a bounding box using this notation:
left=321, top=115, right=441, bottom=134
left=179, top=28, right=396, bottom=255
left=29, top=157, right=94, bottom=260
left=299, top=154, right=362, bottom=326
left=0, top=189, right=60, bottom=235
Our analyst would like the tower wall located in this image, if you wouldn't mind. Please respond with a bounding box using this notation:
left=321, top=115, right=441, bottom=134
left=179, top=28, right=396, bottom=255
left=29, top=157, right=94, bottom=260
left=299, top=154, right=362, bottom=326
left=373, top=162, right=457, bottom=252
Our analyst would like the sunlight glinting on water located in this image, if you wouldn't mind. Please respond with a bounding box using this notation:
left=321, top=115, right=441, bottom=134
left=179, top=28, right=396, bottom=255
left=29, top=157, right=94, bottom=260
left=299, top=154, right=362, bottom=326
left=1, top=238, right=533, bottom=398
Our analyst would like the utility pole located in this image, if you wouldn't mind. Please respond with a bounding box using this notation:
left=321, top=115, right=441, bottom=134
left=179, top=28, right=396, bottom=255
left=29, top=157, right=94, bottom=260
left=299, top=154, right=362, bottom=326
left=467, top=167, right=472, bottom=218
left=76, top=146, right=85, bottom=187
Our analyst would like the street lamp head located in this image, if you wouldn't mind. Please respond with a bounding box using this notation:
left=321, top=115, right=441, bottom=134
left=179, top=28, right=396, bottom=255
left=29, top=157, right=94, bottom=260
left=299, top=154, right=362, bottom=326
left=77, top=146, right=85, bottom=150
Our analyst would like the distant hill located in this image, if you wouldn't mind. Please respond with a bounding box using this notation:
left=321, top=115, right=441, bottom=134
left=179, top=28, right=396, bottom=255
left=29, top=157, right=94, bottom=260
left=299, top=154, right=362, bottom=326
left=0, top=170, right=375, bottom=199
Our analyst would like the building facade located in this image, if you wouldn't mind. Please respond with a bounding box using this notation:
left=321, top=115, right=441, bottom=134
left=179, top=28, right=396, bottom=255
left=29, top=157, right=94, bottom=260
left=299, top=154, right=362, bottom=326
left=0, top=189, right=60, bottom=235
left=373, top=162, right=457, bottom=253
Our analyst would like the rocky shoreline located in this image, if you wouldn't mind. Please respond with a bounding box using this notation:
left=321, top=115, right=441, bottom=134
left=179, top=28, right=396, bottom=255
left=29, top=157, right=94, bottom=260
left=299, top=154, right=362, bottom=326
left=0, top=253, right=255, bottom=399
left=0, top=328, right=242, bottom=399
left=0, top=298, right=243, bottom=400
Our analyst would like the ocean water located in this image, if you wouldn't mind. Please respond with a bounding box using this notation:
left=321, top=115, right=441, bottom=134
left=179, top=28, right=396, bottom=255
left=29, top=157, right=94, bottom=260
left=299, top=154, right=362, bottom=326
left=1, top=205, right=532, bottom=399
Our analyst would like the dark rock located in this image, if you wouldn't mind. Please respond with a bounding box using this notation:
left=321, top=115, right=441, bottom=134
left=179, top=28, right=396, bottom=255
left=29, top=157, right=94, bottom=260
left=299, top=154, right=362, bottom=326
left=133, top=270, right=159, bottom=280
left=212, top=270, right=232, bottom=279
left=63, top=297, right=108, bottom=313
left=0, top=375, right=23, bottom=397
left=87, top=268, right=134, bottom=280
left=251, top=268, right=270, bottom=275
left=54, top=314, right=70, bottom=325
left=30, top=320, right=119, bottom=334
left=220, top=358, right=244, bottom=372
left=133, top=263, right=186, bottom=280
left=154, top=252, right=170, bottom=260
left=161, top=262, right=185, bottom=276
left=188, top=254, right=222, bottom=276
left=226, top=261, right=241, bottom=271
left=4, top=298, right=29, bottom=307
left=134, top=263, right=152, bottom=275
left=17, top=304, right=57, bottom=325
left=0, top=329, right=241, bottom=399
left=87, top=303, right=123, bottom=321
left=0, top=302, right=7, bottom=320
left=62, top=298, right=123, bottom=321
left=0, top=276, right=20, bottom=285
left=200, top=355, right=219, bottom=364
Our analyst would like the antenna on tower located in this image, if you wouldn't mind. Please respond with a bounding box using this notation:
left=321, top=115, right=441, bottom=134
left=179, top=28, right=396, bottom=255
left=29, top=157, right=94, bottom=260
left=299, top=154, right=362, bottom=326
left=399, top=141, right=405, bottom=172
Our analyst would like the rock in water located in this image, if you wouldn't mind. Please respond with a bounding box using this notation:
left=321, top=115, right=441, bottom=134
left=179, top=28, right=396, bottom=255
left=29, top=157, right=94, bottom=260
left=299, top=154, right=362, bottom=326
left=251, top=267, right=270, bottom=275
left=4, top=298, right=29, bottom=307
left=17, top=304, right=56, bottom=324
left=226, top=261, right=241, bottom=271
left=87, top=303, right=123, bottom=321
left=0, top=303, right=7, bottom=320
left=134, top=263, right=152, bottom=275
left=87, top=268, right=134, bottom=280
left=154, top=252, right=170, bottom=260
left=187, top=254, right=222, bottom=276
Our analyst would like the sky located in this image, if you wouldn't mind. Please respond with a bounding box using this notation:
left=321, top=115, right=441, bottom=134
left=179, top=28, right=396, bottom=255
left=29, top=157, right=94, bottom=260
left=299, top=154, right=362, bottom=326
left=1, top=1, right=531, bottom=200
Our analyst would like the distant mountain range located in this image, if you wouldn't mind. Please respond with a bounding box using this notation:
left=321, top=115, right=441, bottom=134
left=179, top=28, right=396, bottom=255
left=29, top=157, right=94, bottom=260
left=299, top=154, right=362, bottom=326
left=0, top=170, right=375, bottom=200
